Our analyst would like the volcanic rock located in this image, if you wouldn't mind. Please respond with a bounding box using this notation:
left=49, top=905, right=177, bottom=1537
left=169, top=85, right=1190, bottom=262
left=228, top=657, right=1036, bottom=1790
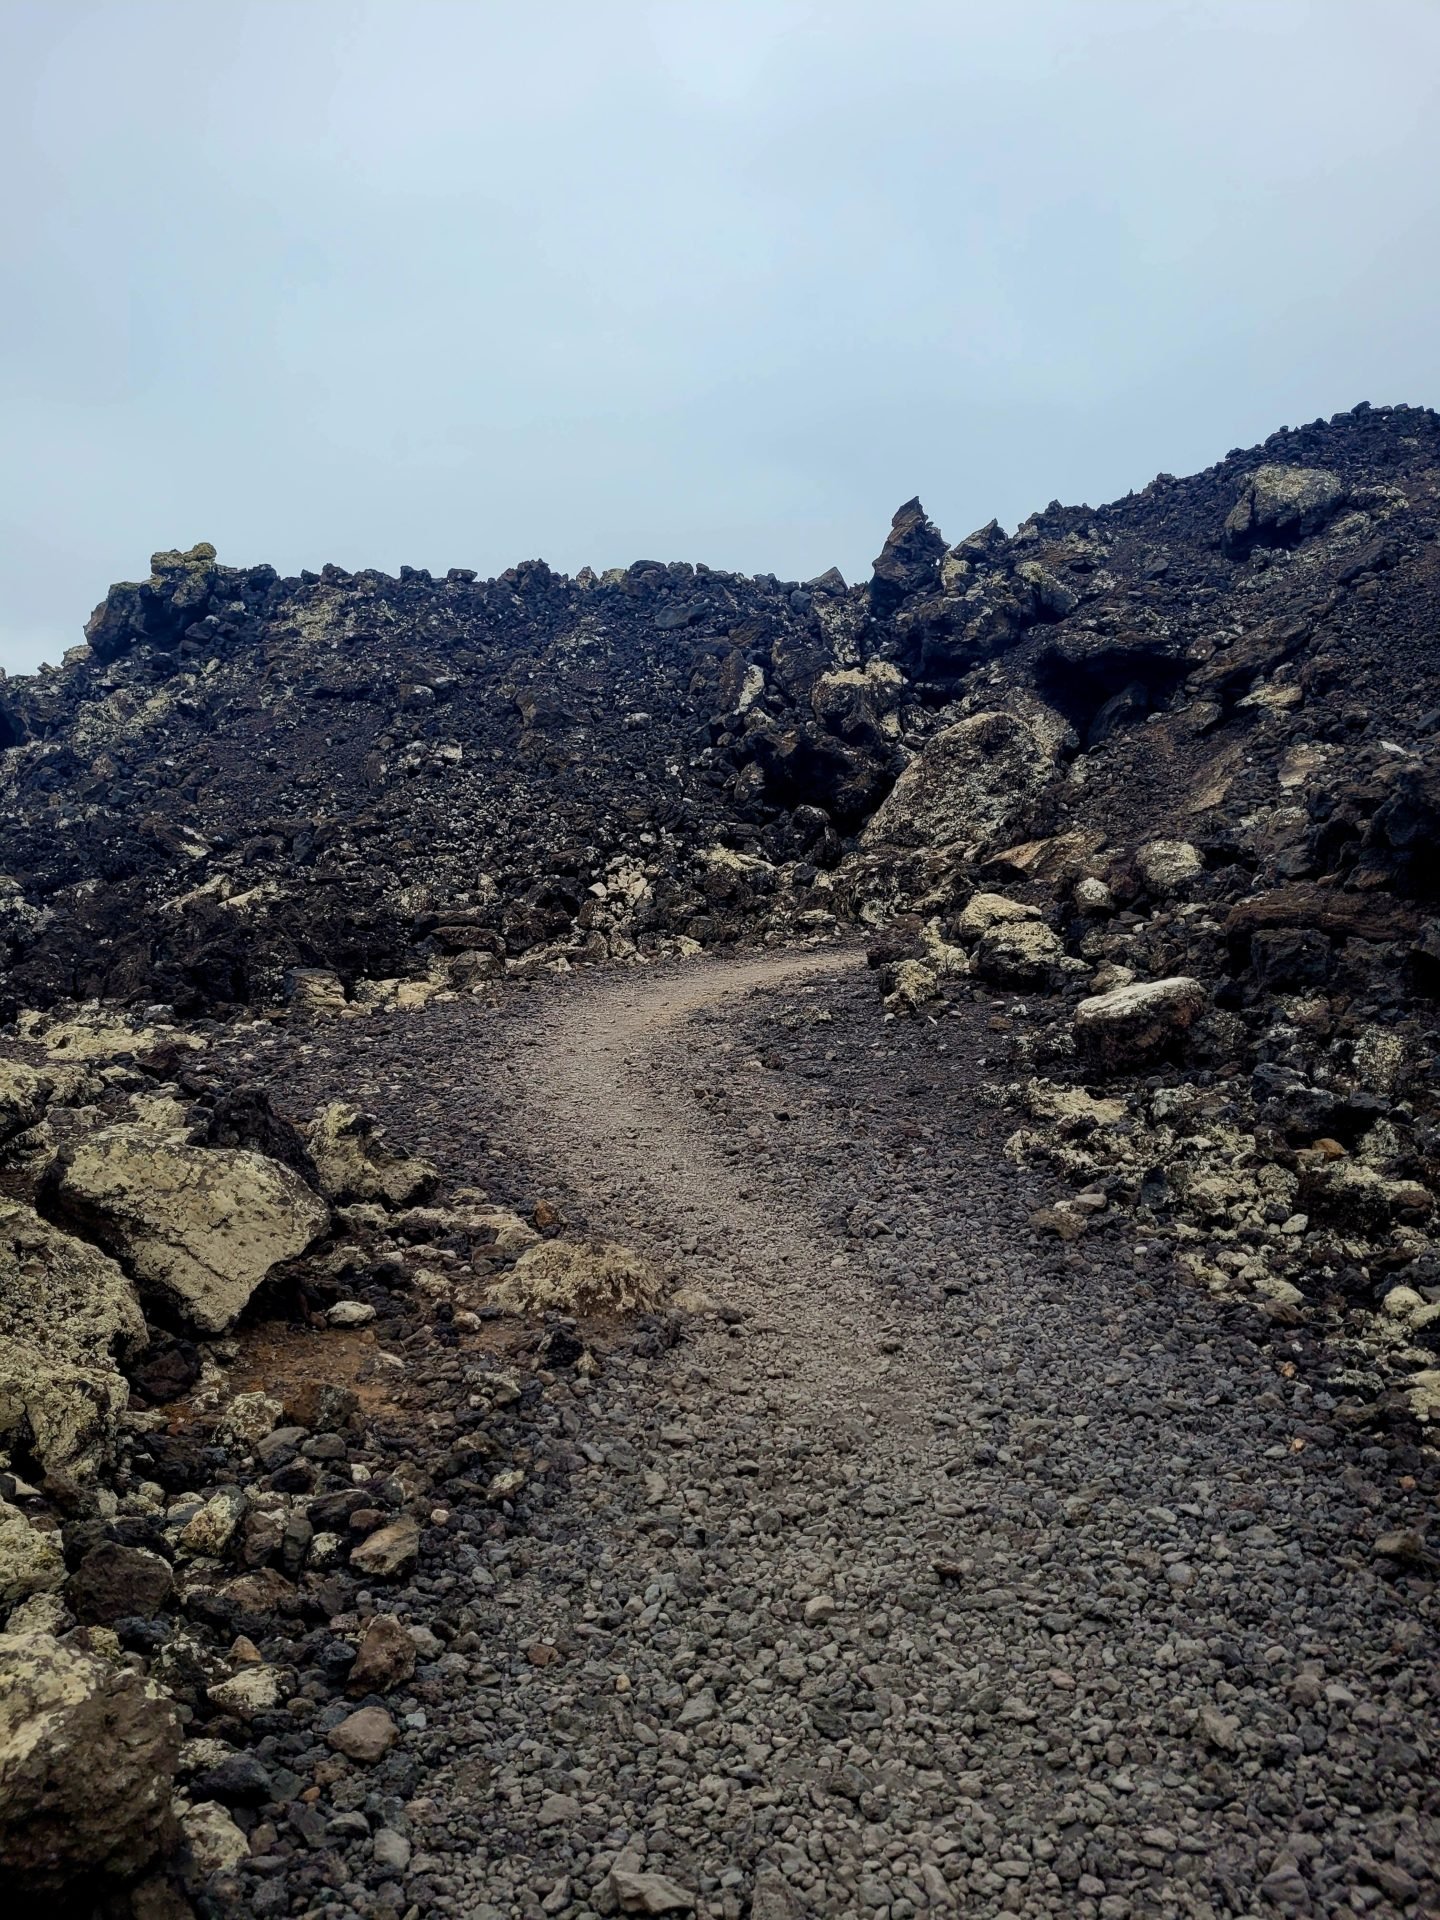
left=1221, top=463, right=1346, bottom=558
left=49, top=1128, right=330, bottom=1333
left=0, top=1499, right=65, bottom=1616
left=0, top=1629, right=180, bottom=1898
left=304, top=1101, right=437, bottom=1205
left=327, top=1704, right=399, bottom=1764
left=862, top=709, right=1057, bottom=857
left=1073, top=976, right=1208, bottom=1068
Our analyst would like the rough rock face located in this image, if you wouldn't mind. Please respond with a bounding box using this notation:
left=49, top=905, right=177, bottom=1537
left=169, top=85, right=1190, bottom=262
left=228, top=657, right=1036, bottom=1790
left=0, top=1498, right=65, bottom=1613
left=861, top=708, right=1057, bottom=856
left=1073, top=975, right=1209, bottom=1067
left=0, top=1630, right=181, bottom=1897
left=0, top=404, right=1434, bottom=1032
left=0, top=1201, right=145, bottom=1478
left=304, top=1101, right=436, bottom=1205
left=49, top=1128, right=330, bottom=1332
left=1221, top=463, right=1346, bottom=558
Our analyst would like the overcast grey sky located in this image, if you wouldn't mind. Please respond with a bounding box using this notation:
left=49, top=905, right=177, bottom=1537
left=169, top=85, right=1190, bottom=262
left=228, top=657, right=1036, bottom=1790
left=2, top=1, right=1438, bottom=673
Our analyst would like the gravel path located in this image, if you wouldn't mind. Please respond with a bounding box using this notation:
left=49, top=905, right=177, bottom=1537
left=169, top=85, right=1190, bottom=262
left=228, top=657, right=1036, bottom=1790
left=237, top=951, right=1438, bottom=1920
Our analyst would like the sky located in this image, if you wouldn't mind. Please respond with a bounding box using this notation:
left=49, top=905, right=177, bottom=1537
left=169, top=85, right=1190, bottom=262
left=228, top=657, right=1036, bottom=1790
left=2, top=1, right=1438, bottom=674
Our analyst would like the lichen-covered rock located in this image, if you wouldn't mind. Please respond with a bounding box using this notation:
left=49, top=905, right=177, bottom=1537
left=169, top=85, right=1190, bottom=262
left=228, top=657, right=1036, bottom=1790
left=0, top=1199, right=147, bottom=1371
left=974, top=919, right=1068, bottom=987
left=0, top=1203, right=144, bottom=1476
left=491, top=1238, right=668, bottom=1317
left=0, top=1499, right=65, bottom=1617
left=1134, top=839, right=1203, bottom=894
left=862, top=710, right=1056, bottom=857
left=883, top=957, right=941, bottom=1012
left=304, top=1102, right=437, bottom=1207
left=176, top=1800, right=248, bottom=1885
left=50, top=1128, right=329, bottom=1334
left=0, top=1630, right=180, bottom=1897
left=1073, top=976, right=1208, bottom=1069
left=0, top=1342, right=130, bottom=1480
left=1222, top=464, right=1345, bottom=558
left=15, top=1007, right=207, bottom=1064
left=956, top=892, right=1042, bottom=941
left=0, top=1060, right=74, bottom=1143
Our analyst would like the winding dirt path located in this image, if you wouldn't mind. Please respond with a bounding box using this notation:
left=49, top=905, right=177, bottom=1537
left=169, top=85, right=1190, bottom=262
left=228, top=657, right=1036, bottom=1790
left=506, top=945, right=945, bottom=1427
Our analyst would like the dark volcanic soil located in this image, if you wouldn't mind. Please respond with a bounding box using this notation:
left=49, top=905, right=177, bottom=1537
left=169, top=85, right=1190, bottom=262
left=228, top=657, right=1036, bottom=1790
left=209, top=952, right=1439, bottom=1920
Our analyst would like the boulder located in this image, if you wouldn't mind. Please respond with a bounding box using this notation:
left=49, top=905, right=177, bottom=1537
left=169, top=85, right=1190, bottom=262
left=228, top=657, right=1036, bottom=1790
left=0, top=1630, right=180, bottom=1897
left=348, top=1514, right=421, bottom=1579
left=304, top=1103, right=437, bottom=1207
left=176, top=1801, right=248, bottom=1885
left=491, top=1238, right=668, bottom=1317
left=0, top=1199, right=147, bottom=1371
left=1134, top=839, right=1203, bottom=894
left=50, top=1128, right=330, bottom=1334
left=1074, top=876, right=1114, bottom=916
left=862, top=711, right=1056, bottom=858
left=883, top=958, right=940, bottom=1012
left=956, top=892, right=1041, bottom=941
left=1222, top=464, right=1345, bottom=558
left=1074, top=976, right=1208, bottom=1069
left=284, top=967, right=348, bottom=1016
left=0, top=1353, right=132, bottom=1488
left=0, top=1200, right=146, bottom=1478
left=0, top=1060, right=73, bottom=1144
left=974, top=919, right=1068, bottom=987
left=0, top=1499, right=65, bottom=1616
left=65, top=1542, right=172, bottom=1626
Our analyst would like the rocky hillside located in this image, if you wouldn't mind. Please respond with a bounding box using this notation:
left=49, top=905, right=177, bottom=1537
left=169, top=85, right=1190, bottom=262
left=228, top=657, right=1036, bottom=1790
left=1, top=400, right=1439, bottom=1917
left=0, top=403, right=1435, bottom=1029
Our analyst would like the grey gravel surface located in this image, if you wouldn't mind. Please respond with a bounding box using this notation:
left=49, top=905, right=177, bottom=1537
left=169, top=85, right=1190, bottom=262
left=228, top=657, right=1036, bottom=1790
left=227, top=950, right=1439, bottom=1920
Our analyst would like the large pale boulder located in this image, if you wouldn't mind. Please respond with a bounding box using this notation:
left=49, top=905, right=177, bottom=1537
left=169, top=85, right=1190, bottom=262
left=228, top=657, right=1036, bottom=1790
left=304, top=1103, right=437, bottom=1208
left=862, top=710, right=1055, bottom=858
left=1074, top=977, right=1207, bottom=1068
left=0, top=1630, right=180, bottom=1897
left=1222, top=465, right=1345, bottom=559
left=0, top=1202, right=146, bottom=1476
left=51, top=1128, right=329, bottom=1334
left=956, top=892, right=1042, bottom=941
left=492, top=1239, right=668, bottom=1317
left=0, top=1342, right=131, bottom=1479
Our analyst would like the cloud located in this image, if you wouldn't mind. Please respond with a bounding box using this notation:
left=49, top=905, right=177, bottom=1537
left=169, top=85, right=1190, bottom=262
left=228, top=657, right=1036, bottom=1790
left=1, top=0, right=1437, bottom=672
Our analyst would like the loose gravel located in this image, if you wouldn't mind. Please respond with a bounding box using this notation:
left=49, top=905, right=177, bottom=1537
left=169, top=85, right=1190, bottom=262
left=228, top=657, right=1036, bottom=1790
left=225, top=950, right=1439, bottom=1920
